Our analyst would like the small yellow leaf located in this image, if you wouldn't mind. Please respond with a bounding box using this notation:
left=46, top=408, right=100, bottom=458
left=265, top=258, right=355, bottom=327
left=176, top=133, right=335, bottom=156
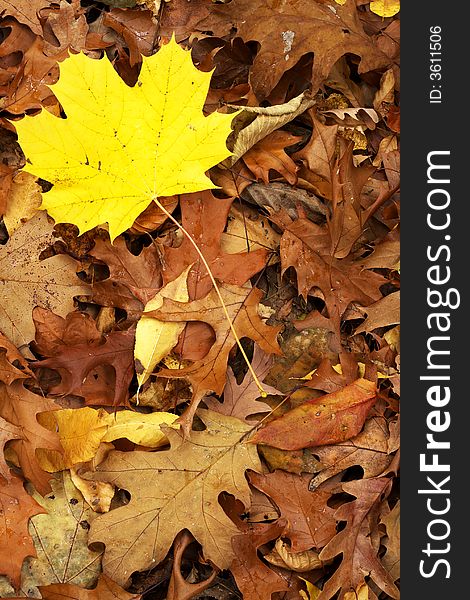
left=37, top=408, right=109, bottom=472
left=37, top=407, right=178, bottom=472
left=300, top=579, right=321, bottom=600
left=102, top=410, right=179, bottom=447
left=334, top=0, right=347, bottom=5
left=344, top=582, right=370, bottom=600
left=15, top=37, right=238, bottom=240
left=135, top=266, right=191, bottom=387
left=370, top=0, right=400, bottom=18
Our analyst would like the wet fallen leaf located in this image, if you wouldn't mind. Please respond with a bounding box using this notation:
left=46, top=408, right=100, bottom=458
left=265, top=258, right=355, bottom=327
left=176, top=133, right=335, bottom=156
left=251, top=378, right=377, bottom=450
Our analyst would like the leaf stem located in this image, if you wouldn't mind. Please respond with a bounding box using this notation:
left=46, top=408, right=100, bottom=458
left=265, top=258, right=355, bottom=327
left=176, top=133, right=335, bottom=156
left=153, top=196, right=268, bottom=396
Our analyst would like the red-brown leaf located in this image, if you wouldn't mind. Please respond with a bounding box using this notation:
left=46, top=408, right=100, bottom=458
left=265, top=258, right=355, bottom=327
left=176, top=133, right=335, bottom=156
left=251, top=378, right=377, bottom=450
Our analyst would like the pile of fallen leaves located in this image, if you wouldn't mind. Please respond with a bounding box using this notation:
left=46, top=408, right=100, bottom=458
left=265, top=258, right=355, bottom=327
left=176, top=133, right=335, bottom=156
left=0, top=1, right=400, bottom=599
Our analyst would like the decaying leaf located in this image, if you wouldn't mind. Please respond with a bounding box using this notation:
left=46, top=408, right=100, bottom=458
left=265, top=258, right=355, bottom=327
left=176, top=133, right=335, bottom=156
left=19, top=472, right=103, bottom=593
left=356, top=291, right=400, bottom=333
left=264, top=539, right=323, bottom=572
left=89, top=410, right=262, bottom=585
left=162, top=191, right=269, bottom=299
left=0, top=381, right=61, bottom=494
left=198, top=0, right=390, bottom=100
left=249, top=471, right=336, bottom=551
left=204, top=344, right=281, bottom=423
left=34, top=320, right=136, bottom=407
left=230, top=520, right=289, bottom=600
left=0, top=331, right=34, bottom=385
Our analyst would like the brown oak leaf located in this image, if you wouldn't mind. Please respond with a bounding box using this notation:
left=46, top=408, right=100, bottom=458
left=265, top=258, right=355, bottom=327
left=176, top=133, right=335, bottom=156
left=308, top=416, right=399, bottom=490
left=0, top=473, right=45, bottom=590
left=149, top=285, right=282, bottom=432
left=249, top=471, right=336, bottom=552
left=204, top=344, right=281, bottom=423
left=318, top=478, right=399, bottom=600
left=90, top=236, right=163, bottom=305
left=0, top=212, right=90, bottom=350
left=242, top=131, right=301, bottom=186
left=33, top=309, right=135, bottom=406
left=197, top=0, right=390, bottom=100
left=162, top=191, right=269, bottom=299
left=0, top=331, right=33, bottom=384
left=0, top=381, right=61, bottom=494
left=0, top=415, right=23, bottom=480
left=230, top=520, right=289, bottom=600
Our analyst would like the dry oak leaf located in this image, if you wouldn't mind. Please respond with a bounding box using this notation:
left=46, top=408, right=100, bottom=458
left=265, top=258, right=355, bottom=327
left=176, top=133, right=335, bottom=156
left=20, top=472, right=102, bottom=593
left=90, top=236, right=163, bottom=306
left=0, top=19, right=63, bottom=116
left=230, top=520, right=289, bottom=600
left=204, top=344, right=281, bottom=423
left=198, top=0, right=390, bottom=100
left=0, top=473, right=45, bottom=590
left=249, top=471, right=336, bottom=552
left=251, top=378, right=377, bottom=450
left=14, top=37, right=238, bottom=241
left=0, top=380, right=62, bottom=495
left=380, top=500, right=400, bottom=582
left=0, top=1, right=53, bottom=36
left=34, top=327, right=135, bottom=406
left=0, top=212, right=90, bottom=350
left=38, top=574, right=141, bottom=600
left=275, top=210, right=386, bottom=315
left=0, top=415, right=23, bottom=480
left=0, top=331, right=33, bottom=385
left=162, top=191, right=269, bottom=299
left=355, top=291, right=400, bottom=333
left=149, top=285, right=282, bottom=431
left=318, top=478, right=399, bottom=600
left=242, top=130, right=301, bottom=186
left=32, top=307, right=102, bottom=357
left=88, top=410, right=262, bottom=585
left=308, top=416, right=398, bottom=490
left=41, top=0, right=88, bottom=56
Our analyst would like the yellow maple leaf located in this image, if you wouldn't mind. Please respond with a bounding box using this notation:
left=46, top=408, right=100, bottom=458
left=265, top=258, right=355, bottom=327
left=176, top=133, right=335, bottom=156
left=370, top=0, right=400, bottom=18
left=14, top=37, right=237, bottom=240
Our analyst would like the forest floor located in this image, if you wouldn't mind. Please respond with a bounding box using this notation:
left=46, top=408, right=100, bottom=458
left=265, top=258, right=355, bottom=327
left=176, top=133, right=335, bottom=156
left=0, top=1, right=400, bottom=599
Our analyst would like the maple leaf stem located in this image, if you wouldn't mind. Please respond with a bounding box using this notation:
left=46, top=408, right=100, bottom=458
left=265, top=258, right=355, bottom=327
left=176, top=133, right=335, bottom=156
left=152, top=196, right=268, bottom=397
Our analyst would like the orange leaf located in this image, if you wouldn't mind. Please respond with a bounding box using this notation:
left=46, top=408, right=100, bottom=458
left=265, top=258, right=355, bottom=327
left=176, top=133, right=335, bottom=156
left=251, top=378, right=376, bottom=450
